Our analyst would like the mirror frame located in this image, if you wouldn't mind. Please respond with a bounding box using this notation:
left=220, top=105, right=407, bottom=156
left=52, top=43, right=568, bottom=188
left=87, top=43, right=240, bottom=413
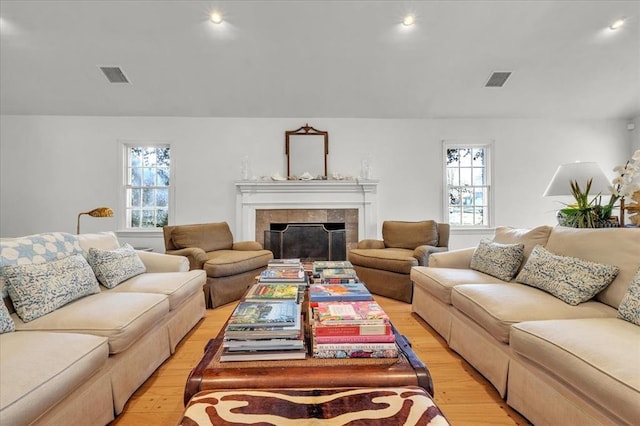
left=285, top=124, right=329, bottom=179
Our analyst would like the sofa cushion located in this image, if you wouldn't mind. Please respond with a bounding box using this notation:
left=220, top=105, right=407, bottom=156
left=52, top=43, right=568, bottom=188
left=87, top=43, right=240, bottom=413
left=171, top=222, right=234, bottom=252
left=12, top=292, right=169, bottom=354
left=618, top=268, right=640, bottom=325
left=451, top=283, right=617, bottom=343
left=544, top=226, right=640, bottom=308
left=0, top=232, right=84, bottom=298
left=4, top=254, right=101, bottom=322
left=87, top=243, right=146, bottom=288
left=0, top=331, right=109, bottom=426
left=410, top=267, right=505, bottom=305
left=77, top=231, right=120, bottom=252
left=382, top=221, right=438, bottom=249
left=204, top=249, right=273, bottom=277
left=515, top=245, right=619, bottom=306
left=492, top=225, right=552, bottom=269
left=105, top=270, right=206, bottom=310
left=510, top=318, right=640, bottom=424
left=0, top=301, right=15, bottom=333
left=349, top=248, right=418, bottom=274
left=470, top=239, right=524, bottom=281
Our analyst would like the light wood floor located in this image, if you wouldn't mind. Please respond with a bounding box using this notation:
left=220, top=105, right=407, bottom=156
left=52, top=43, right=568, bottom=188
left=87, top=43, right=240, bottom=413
left=110, top=296, right=530, bottom=425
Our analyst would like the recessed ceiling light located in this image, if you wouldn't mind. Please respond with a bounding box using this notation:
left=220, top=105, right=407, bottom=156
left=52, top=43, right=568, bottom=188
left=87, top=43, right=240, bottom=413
left=609, top=18, right=625, bottom=30
left=210, top=11, right=223, bottom=24
left=403, top=15, right=415, bottom=27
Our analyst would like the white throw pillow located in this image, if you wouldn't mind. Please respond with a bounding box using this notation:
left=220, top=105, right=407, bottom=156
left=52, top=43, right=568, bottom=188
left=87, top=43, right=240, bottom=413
left=515, top=245, right=619, bottom=306
left=4, top=254, right=100, bottom=322
left=87, top=243, right=146, bottom=288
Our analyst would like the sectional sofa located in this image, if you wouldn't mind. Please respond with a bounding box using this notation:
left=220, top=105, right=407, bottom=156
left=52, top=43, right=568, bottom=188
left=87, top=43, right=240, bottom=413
left=0, top=231, right=206, bottom=425
left=411, top=225, right=640, bottom=426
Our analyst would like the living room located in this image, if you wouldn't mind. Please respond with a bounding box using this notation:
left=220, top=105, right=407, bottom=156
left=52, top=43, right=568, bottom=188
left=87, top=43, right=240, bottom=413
left=1, top=1, right=639, bottom=425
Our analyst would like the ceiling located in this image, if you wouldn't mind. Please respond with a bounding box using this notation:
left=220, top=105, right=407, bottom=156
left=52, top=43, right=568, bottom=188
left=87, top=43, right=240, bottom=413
left=1, top=0, right=639, bottom=119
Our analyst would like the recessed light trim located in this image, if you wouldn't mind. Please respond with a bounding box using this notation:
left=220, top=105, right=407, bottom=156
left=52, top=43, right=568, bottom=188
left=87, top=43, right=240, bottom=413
left=100, top=66, right=129, bottom=84
left=210, top=11, right=223, bottom=24
left=403, top=15, right=415, bottom=27
left=485, top=71, right=512, bottom=88
left=609, top=18, right=625, bottom=30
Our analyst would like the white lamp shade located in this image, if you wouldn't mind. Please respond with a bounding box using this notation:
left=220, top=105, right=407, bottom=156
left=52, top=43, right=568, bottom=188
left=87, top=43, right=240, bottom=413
left=543, top=162, right=611, bottom=197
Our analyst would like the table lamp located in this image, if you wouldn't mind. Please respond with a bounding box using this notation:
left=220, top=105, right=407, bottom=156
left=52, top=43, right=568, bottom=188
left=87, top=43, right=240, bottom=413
left=76, top=207, right=113, bottom=234
left=543, top=162, right=610, bottom=197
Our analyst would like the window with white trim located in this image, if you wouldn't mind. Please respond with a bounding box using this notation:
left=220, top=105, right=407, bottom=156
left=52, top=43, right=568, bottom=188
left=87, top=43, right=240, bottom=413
left=443, top=142, right=492, bottom=228
left=123, top=144, right=172, bottom=229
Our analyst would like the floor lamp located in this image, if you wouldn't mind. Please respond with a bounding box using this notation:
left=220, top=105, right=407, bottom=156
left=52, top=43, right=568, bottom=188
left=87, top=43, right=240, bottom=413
left=76, top=207, right=113, bottom=234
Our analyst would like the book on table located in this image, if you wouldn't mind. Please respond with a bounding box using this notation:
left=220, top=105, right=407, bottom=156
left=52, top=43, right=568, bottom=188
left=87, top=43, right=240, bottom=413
left=312, top=260, right=353, bottom=275
left=320, top=268, right=359, bottom=283
left=312, top=345, right=398, bottom=359
left=314, top=301, right=390, bottom=325
left=220, top=346, right=307, bottom=362
left=308, top=282, right=373, bottom=304
left=268, top=258, right=302, bottom=268
left=312, top=329, right=395, bottom=343
left=259, top=268, right=306, bottom=283
left=311, top=316, right=392, bottom=337
left=245, top=283, right=302, bottom=302
left=224, top=328, right=305, bottom=351
left=227, top=300, right=301, bottom=328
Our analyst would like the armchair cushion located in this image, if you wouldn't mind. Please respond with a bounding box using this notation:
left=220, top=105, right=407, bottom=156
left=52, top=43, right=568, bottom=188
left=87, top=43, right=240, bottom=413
left=170, top=222, right=233, bottom=252
left=204, top=250, right=274, bottom=277
left=382, top=221, right=438, bottom=249
left=348, top=248, right=418, bottom=274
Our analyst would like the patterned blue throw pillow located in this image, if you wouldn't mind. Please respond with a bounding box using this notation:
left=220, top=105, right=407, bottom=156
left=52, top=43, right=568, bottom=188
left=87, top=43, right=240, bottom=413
left=0, top=301, right=15, bottom=333
left=87, top=243, right=146, bottom=289
left=618, top=268, right=640, bottom=326
left=4, top=254, right=100, bottom=322
left=470, top=239, right=525, bottom=281
left=515, top=245, right=619, bottom=306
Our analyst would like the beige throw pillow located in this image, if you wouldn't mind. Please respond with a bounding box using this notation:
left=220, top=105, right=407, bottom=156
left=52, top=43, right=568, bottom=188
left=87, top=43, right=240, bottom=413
left=618, top=268, right=640, bottom=325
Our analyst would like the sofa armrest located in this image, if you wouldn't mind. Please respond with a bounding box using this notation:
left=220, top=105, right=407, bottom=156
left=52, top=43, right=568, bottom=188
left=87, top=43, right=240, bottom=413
left=137, top=250, right=190, bottom=272
left=165, top=247, right=208, bottom=270
left=356, top=239, right=385, bottom=249
left=414, top=245, right=449, bottom=266
left=233, top=241, right=264, bottom=251
left=428, top=247, right=475, bottom=268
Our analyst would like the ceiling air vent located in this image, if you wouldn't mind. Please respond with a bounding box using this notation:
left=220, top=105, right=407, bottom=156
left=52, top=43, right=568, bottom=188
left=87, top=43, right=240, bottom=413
left=485, top=71, right=511, bottom=88
left=100, top=66, right=129, bottom=84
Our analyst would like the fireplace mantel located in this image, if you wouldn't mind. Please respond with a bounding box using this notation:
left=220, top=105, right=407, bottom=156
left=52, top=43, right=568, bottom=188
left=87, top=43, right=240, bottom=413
left=234, top=180, right=379, bottom=242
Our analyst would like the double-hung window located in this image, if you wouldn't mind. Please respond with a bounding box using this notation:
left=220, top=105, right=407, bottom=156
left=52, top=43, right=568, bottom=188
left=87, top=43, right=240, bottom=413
left=443, top=142, right=493, bottom=228
left=122, top=144, right=172, bottom=230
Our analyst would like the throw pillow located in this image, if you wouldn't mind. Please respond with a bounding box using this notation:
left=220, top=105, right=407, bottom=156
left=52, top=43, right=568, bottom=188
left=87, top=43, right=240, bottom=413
left=470, top=239, right=525, bottom=281
left=0, top=302, right=15, bottom=333
left=87, top=243, right=146, bottom=289
left=3, top=254, right=100, bottom=322
left=617, top=268, right=640, bottom=326
left=515, top=245, right=619, bottom=306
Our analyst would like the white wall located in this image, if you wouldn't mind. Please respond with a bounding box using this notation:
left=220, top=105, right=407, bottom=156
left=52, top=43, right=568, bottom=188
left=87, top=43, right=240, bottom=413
left=0, top=115, right=631, bottom=251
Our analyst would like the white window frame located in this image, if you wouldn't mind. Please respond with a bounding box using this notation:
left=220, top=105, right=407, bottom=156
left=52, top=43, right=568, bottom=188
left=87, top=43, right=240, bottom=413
left=442, top=140, right=494, bottom=229
left=117, top=141, right=175, bottom=235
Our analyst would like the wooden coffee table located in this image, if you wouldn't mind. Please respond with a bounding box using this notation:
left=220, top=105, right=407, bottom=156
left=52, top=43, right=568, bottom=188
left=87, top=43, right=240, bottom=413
left=184, top=303, right=433, bottom=405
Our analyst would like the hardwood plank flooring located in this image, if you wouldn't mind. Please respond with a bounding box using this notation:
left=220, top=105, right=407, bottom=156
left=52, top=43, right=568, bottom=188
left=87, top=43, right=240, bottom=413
left=110, top=296, right=530, bottom=425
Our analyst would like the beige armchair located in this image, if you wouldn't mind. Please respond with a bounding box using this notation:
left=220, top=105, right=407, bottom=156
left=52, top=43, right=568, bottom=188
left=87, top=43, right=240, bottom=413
left=348, top=220, right=449, bottom=303
left=163, top=222, right=273, bottom=308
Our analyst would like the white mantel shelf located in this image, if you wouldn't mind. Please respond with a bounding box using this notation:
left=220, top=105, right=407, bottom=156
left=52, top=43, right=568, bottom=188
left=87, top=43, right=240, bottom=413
left=234, top=179, right=379, bottom=242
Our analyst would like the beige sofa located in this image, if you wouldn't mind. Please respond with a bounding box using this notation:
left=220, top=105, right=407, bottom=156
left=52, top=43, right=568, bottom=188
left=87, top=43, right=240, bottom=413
left=411, top=226, right=640, bottom=426
left=0, top=232, right=206, bottom=426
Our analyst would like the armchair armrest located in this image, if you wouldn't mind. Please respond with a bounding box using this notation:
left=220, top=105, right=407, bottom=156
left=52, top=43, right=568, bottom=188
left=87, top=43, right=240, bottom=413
left=413, top=245, right=449, bottom=266
left=136, top=250, right=190, bottom=272
left=165, top=247, right=208, bottom=270
left=233, top=241, right=264, bottom=251
left=428, top=247, right=476, bottom=269
left=356, top=239, right=385, bottom=249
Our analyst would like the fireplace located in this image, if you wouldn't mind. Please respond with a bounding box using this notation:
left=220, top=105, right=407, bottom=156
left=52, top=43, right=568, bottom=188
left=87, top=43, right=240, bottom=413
left=265, top=222, right=346, bottom=261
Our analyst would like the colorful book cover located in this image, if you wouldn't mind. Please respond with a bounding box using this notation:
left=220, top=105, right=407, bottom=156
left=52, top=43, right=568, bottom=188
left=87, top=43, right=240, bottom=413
left=268, top=258, right=302, bottom=268
left=220, top=346, right=307, bottom=362
left=259, top=268, right=306, bottom=282
left=312, top=260, right=353, bottom=274
left=312, top=342, right=397, bottom=352
left=228, top=300, right=300, bottom=327
left=312, top=331, right=395, bottom=344
left=312, top=321, right=392, bottom=337
left=312, top=347, right=398, bottom=359
left=309, top=283, right=373, bottom=303
left=320, top=268, right=358, bottom=280
left=245, top=283, right=300, bottom=300
left=314, top=301, right=390, bottom=325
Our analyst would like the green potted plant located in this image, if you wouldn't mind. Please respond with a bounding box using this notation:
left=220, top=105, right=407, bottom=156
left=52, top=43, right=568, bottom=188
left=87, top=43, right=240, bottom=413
left=557, top=179, right=601, bottom=228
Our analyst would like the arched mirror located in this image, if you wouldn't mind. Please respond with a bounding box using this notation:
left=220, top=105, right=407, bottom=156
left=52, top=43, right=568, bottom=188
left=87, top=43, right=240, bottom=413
left=286, top=124, right=328, bottom=179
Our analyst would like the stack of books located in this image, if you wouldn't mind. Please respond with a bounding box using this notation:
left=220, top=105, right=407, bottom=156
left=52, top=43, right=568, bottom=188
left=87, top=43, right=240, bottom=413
left=221, top=299, right=306, bottom=361
left=310, top=300, right=398, bottom=359
left=312, top=260, right=353, bottom=276
left=320, top=267, right=359, bottom=284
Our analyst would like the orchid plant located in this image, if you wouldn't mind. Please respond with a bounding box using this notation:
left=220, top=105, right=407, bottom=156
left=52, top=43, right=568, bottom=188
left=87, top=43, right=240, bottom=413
left=604, top=149, right=640, bottom=218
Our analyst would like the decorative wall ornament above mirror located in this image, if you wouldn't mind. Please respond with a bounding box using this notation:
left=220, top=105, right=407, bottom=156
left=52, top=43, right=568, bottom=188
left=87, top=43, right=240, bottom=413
left=285, top=124, right=328, bottom=179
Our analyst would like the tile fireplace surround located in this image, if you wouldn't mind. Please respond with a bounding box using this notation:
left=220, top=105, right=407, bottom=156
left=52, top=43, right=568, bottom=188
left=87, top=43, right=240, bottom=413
left=234, top=180, right=379, bottom=253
